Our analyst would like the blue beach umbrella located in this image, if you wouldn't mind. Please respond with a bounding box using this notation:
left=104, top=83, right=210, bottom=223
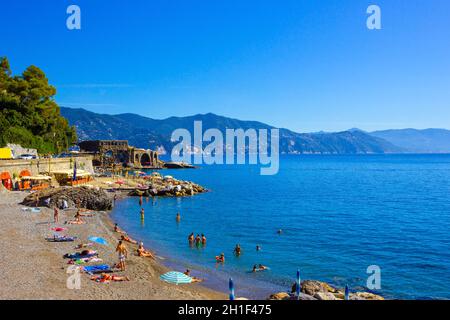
left=160, top=271, right=193, bottom=285
left=296, top=269, right=301, bottom=300
left=229, top=278, right=235, bottom=300
left=345, top=285, right=350, bottom=300
left=88, top=236, right=108, bottom=246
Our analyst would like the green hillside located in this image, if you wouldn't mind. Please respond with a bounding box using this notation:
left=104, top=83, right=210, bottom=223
left=0, top=57, right=76, bottom=154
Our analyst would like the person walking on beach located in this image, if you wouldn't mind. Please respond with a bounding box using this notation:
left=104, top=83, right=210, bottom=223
left=53, top=207, right=59, bottom=223
left=113, top=194, right=118, bottom=206
left=116, top=240, right=128, bottom=271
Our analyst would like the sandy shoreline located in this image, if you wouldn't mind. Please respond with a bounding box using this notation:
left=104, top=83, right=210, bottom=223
left=0, top=190, right=226, bottom=300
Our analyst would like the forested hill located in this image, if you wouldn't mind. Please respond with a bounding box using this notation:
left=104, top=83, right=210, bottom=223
left=61, top=107, right=404, bottom=155
left=0, top=57, right=77, bottom=153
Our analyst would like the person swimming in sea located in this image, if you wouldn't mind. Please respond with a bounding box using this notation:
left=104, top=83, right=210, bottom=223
left=216, top=253, right=225, bottom=263
left=277, top=229, right=283, bottom=235
left=252, top=264, right=268, bottom=272
left=256, top=245, right=261, bottom=251
left=258, top=264, right=268, bottom=271
left=233, top=244, right=242, bottom=256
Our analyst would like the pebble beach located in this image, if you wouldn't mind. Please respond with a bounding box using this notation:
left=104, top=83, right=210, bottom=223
left=0, top=190, right=225, bottom=300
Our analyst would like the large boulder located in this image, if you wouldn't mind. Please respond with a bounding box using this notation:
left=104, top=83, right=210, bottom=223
left=269, top=292, right=290, bottom=300
left=22, top=186, right=112, bottom=211
left=314, top=292, right=339, bottom=300
left=353, top=292, right=384, bottom=300
left=301, top=280, right=338, bottom=296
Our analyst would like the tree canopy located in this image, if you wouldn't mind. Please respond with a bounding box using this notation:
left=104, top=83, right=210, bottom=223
left=0, top=57, right=77, bottom=154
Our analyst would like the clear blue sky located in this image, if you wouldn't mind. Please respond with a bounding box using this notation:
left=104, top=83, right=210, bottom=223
left=1, top=0, right=449, bottom=132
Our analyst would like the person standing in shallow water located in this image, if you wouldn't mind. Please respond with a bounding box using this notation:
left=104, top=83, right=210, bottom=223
left=176, top=212, right=181, bottom=223
left=188, top=233, right=194, bottom=245
left=201, top=234, right=207, bottom=246
left=233, top=244, right=242, bottom=256
left=195, top=234, right=201, bottom=247
left=140, top=208, right=145, bottom=219
left=139, top=196, right=143, bottom=206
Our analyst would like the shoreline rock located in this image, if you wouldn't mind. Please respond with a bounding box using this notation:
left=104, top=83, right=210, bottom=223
left=269, top=280, right=384, bottom=301
left=22, top=186, right=113, bottom=211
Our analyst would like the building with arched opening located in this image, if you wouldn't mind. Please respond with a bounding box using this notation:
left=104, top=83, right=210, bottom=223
left=78, top=140, right=159, bottom=169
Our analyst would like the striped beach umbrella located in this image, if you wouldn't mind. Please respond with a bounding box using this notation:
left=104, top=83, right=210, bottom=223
left=160, top=271, right=192, bottom=285
left=345, top=285, right=350, bottom=300
left=296, top=269, right=301, bottom=300
left=229, top=278, right=235, bottom=300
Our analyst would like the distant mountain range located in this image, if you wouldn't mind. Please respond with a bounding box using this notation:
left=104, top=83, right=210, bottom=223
left=60, top=107, right=450, bottom=154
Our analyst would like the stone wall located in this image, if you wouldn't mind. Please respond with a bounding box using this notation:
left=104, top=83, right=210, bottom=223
left=0, top=156, right=94, bottom=178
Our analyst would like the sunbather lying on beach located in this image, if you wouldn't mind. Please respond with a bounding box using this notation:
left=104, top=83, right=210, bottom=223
left=183, top=269, right=204, bottom=283
left=120, top=234, right=137, bottom=244
left=77, top=210, right=95, bottom=217
left=137, top=242, right=155, bottom=259
left=91, top=273, right=130, bottom=283
left=114, top=223, right=126, bottom=234
left=65, top=211, right=85, bottom=224
left=75, top=243, right=93, bottom=249
left=66, top=219, right=86, bottom=225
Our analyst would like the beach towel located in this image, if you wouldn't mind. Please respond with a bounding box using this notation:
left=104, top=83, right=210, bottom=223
left=64, top=251, right=98, bottom=259
left=83, top=264, right=112, bottom=275
left=46, top=236, right=77, bottom=242
left=51, top=227, right=68, bottom=232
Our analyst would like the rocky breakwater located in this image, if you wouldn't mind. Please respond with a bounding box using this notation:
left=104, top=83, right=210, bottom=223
left=22, top=186, right=113, bottom=211
left=129, top=174, right=206, bottom=197
left=268, top=280, right=384, bottom=301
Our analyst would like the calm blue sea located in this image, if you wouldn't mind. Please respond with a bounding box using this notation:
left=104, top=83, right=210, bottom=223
left=110, top=155, right=450, bottom=300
